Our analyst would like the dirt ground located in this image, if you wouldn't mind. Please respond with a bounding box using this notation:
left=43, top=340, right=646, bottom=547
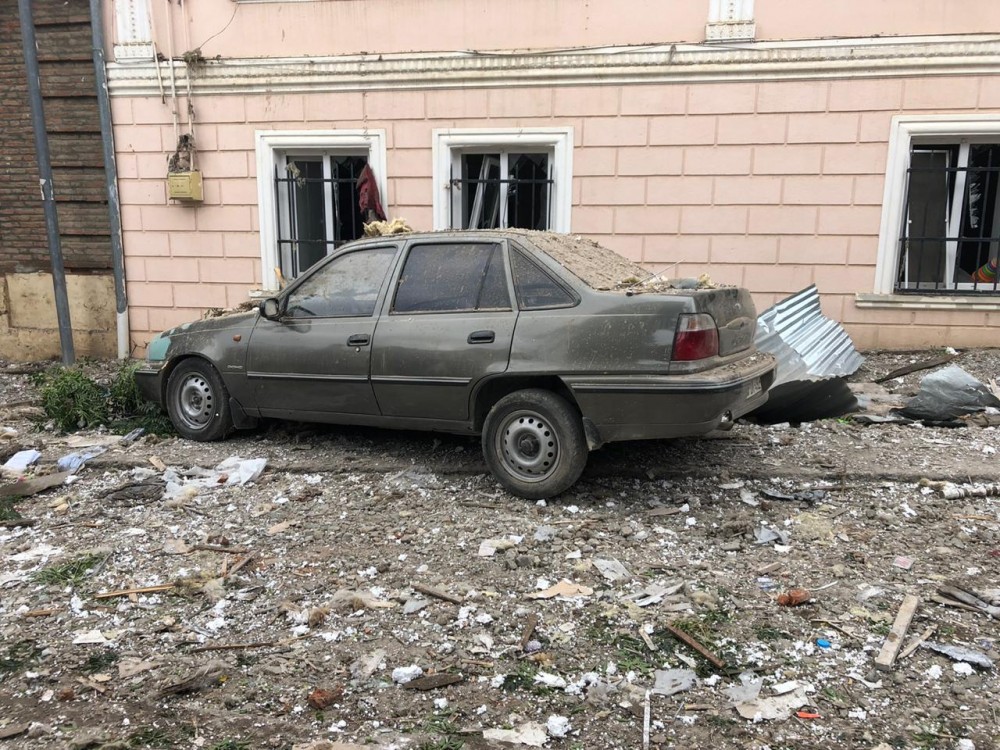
left=1, top=350, right=999, bottom=750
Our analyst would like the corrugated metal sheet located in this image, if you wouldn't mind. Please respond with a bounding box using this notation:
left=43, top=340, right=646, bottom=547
left=751, top=285, right=863, bottom=423
left=754, top=284, right=864, bottom=388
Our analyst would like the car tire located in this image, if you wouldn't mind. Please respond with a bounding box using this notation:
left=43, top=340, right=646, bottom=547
left=165, top=358, right=233, bottom=441
left=482, top=389, right=587, bottom=500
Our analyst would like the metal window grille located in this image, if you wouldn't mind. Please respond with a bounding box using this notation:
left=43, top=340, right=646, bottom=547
left=896, top=143, right=1000, bottom=295
left=274, top=154, right=368, bottom=279
left=449, top=152, right=554, bottom=231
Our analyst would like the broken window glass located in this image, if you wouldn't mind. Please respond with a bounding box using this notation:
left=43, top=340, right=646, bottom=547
left=275, top=154, right=369, bottom=279
left=898, top=142, right=1000, bottom=294
left=453, top=151, right=552, bottom=231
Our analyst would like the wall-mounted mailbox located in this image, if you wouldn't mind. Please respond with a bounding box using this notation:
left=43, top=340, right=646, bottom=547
left=168, top=171, right=203, bottom=202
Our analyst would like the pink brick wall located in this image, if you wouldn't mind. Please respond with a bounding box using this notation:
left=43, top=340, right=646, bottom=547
left=117, top=74, right=1000, bottom=353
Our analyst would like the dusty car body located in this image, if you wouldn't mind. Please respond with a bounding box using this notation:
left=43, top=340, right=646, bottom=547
left=136, top=230, right=775, bottom=498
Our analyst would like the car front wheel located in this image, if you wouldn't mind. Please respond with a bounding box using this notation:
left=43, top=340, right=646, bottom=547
left=482, top=389, right=587, bottom=500
left=166, top=359, right=233, bottom=441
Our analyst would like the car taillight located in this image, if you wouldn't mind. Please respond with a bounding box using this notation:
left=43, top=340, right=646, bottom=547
left=672, top=313, right=720, bottom=361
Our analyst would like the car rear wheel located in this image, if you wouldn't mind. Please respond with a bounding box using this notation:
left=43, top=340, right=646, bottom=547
left=166, top=359, right=232, bottom=441
left=482, top=389, right=587, bottom=500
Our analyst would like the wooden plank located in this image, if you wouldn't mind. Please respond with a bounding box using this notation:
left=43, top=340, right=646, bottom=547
left=875, top=354, right=957, bottom=383
left=662, top=621, right=726, bottom=669
left=874, top=594, right=919, bottom=671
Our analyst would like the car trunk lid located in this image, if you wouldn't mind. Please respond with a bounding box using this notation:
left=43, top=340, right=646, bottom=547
left=683, top=287, right=757, bottom=357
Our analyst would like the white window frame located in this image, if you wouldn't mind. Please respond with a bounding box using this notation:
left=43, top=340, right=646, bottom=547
left=432, top=128, right=573, bottom=234
left=255, top=130, right=387, bottom=291
left=874, top=115, right=1000, bottom=296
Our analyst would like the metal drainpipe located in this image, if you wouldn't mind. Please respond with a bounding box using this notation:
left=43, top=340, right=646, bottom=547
left=18, top=0, right=75, bottom=365
left=89, top=0, right=129, bottom=360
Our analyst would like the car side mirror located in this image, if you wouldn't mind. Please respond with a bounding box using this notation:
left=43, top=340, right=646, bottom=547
left=259, top=297, right=281, bottom=320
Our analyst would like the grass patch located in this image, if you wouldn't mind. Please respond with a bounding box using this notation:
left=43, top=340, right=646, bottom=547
left=33, top=553, right=105, bottom=586
left=33, top=361, right=173, bottom=436
left=417, top=739, right=464, bottom=750
left=36, top=367, right=108, bottom=432
left=499, top=661, right=538, bottom=692
left=209, top=741, right=249, bottom=750
left=0, top=499, right=21, bottom=522
left=0, top=641, right=42, bottom=678
left=754, top=625, right=788, bottom=641
left=82, top=649, right=120, bottom=674
left=127, top=727, right=175, bottom=748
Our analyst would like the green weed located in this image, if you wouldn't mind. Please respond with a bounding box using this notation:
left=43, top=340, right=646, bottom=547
left=0, top=499, right=21, bottom=522
left=127, top=727, right=175, bottom=748
left=36, top=367, right=108, bottom=431
left=0, top=641, right=42, bottom=678
left=33, top=553, right=105, bottom=586
left=33, top=361, right=174, bottom=435
left=82, top=649, right=120, bottom=674
left=500, top=661, right=538, bottom=692
left=209, top=741, right=249, bottom=750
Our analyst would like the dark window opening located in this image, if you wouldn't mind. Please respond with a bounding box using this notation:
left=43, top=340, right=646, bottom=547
left=274, top=154, right=369, bottom=279
left=897, top=142, right=1000, bottom=294
left=392, top=243, right=511, bottom=314
left=451, top=152, right=552, bottom=231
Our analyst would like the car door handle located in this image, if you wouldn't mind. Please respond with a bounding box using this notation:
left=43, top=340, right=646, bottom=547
left=347, top=334, right=371, bottom=346
left=467, top=330, right=495, bottom=344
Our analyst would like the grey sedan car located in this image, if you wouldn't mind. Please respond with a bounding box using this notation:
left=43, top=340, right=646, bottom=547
left=136, top=231, right=775, bottom=499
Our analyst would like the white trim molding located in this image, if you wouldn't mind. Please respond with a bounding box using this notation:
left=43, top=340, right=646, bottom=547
left=107, top=35, right=1000, bottom=96
left=254, top=129, right=387, bottom=291
left=706, top=0, right=755, bottom=42
left=432, top=128, right=573, bottom=234
left=873, top=114, right=1000, bottom=296
left=856, top=293, right=1000, bottom=312
left=113, top=0, right=155, bottom=61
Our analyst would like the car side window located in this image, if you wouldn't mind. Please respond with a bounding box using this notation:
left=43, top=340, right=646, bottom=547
left=392, top=243, right=511, bottom=313
left=285, top=247, right=396, bottom=318
left=510, top=249, right=576, bottom=309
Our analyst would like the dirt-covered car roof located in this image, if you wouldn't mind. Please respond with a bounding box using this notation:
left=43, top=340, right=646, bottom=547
left=499, top=230, right=651, bottom=291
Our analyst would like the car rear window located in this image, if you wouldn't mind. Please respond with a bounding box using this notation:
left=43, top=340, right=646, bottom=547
left=510, top=249, right=577, bottom=309
left=392, top=243, right=511, bottom=313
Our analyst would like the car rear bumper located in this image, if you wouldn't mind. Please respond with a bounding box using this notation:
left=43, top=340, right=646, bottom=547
left=135, top=363, right=166, bottom=407
left=565, top=352, right=776, bottom=444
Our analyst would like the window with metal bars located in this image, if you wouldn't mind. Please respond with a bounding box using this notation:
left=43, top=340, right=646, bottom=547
left=449, top=152, right=553, bottom=231
left=273, top=153, right=368, bottom=280
left=897, top=142, right=1000, bottom=294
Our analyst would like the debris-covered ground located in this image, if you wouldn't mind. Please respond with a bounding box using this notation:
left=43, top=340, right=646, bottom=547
left=1, top=351, right=999, bottom=749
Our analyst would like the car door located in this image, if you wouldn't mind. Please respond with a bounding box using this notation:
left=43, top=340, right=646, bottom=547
left=370, top=240, right=517, bottom=422
left=246, top=244, right=399, bottom=418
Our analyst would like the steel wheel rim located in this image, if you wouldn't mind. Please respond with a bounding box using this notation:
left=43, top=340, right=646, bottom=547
left=496, top=409, right=560, bottom=482
left=175, top=373, right=214, bottom=429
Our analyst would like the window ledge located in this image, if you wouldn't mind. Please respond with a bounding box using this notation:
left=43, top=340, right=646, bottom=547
left=856, top=293, right=1000, bottom=311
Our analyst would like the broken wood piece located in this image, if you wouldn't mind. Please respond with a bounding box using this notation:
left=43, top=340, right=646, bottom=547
left=0, top=517, right=36, bottom=528
left=149, top=456, right=167, bottom=471
left=639, top=629, right=658, bottom=652
left=189, top=641, right=278, bottom=653
left=192, top=544, right=249, bottom=554
left=224, top=551, right=259, bottom=579
left=520, top=613, right=538, bottom=649
left=937, top=585, right=1000, bottom=618
left=931, top=594, right=986, bottom=614
left=0, top=470, right=73, bottom=498
left=662, top=621, right=726, bottom=669
left=93, top=584, right=176, bottom=599
left=22, top=608, right=57, bottom=618
left=647, top=506, right=684, bottom=517
left=412, top=583, right=463, bottom=605
left=642, top=689, right=651, bottom=750
left=402, top=673, right=463, bottom=691
left=875, top=353, right=958, bottom=383
left=874, top=594, right=919, bottom=671
left=899, top=625, right=936, bottom=661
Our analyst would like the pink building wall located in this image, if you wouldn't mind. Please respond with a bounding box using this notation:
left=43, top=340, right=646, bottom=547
left=103, top=0, right=1000, bottom=354
left=134, top=0, right=1000, bottom=58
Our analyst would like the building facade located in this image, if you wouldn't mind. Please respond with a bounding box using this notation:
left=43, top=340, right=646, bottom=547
left=102, top=0, right=1000, bottom=353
